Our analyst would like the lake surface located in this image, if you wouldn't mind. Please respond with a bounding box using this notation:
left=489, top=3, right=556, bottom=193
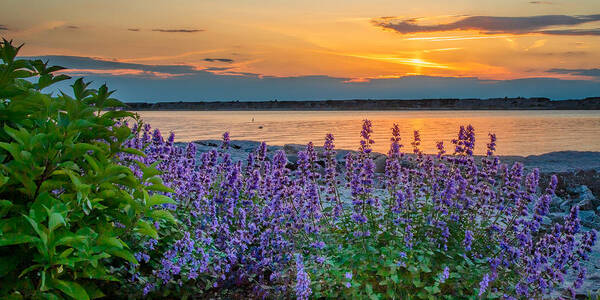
left=135, top=110, right=600, bottom=156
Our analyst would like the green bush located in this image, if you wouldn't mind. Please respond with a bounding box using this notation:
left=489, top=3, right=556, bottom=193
left=0, top=39, right=175, bottom=299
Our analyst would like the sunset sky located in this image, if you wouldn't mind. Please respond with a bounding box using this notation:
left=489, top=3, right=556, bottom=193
left=2, top=0, right=600, bottom=101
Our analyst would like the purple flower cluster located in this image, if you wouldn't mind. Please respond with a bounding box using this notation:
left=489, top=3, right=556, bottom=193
left=117, top=120, right=595, bottom=298
left=295, top=253, right=312, bottom=300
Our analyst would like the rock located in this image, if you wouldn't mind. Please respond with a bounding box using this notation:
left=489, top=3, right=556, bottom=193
left=565, top=185, right=599, bottom=211
left=285, top=154, right=299, bottom=170
left=374, top=155, right=387, bottom=173
left=283, top=144, right=305, bottom=155
left=550, top=195, right=564, bottom=212
left=541, top=216, right=552, bottom=227
left=234, top=140, right=263, bottom=152
left=578, top=198, right=597, bottom=211
left=579, top=210, right=600, bottom=230
left=549, top=212, right=567, bottom=223
left=559, top=199, right=572, bottom=213
left=568, top=185, right=593, bottom=195
left=286, top=154, right=299, bottom=165
left=569, top=185, right=597, bottom=201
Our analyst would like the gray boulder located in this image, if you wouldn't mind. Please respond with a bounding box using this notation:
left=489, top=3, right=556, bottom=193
left=579, top=210, right=600, bottom=230
left=568, top=185, right=594, bottom=196
left=549, top=212, right=568, bottom=223
left=559, top=199, right=573, bottom=213
left=283, top=144, right=305, bottom=155
left=286, top=154, right=299, bottom=165
left=578, top=198, right=597, bottom=211
left=569, top=185, right=597, bottom=201
left=542, top=216, right=553, bottom=227
left=569, top=185, right=599, bottom=211
left=550, top=195, right=565, bottom=212
left=553, top=185, right=598, bottom=213
left=374, top=155, right=387, bottom=173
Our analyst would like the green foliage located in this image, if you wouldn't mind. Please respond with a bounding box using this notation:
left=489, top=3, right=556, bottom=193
left=0, top=39, right=175, bottom=299
left=308, top=199, right=493, bottom=300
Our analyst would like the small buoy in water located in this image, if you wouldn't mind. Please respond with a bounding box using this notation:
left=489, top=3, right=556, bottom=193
left=258, top=125, right=263, bottom=129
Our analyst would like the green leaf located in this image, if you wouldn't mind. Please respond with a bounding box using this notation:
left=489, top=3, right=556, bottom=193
left=146, top=183, right=174, bottom=193
left=0, top=233, right=40, bottom=246
left=135, top=220, right=158, bottom=239
left=82, top=283, right=105, bottom=299
left=424, top=285, right=441, bottom=294
left=96, top=236, right=124, bottom=249
left=48, top=212, right=66, bottom=232
left=38, top=292, right=61, bottom=300
left=106, top=248, right=138, bottom=264
left=52, top=232, right=87, bottom=248
left=24, top=215, right=48, bottom=247
left=147, top=194, right=176, bottom=208
left=49, top=279, right=90, bottom=300
left=0, top=199, right=13, bottom=217
left=149, top=209, right=177, bottom=224
left=365, top=283, right=373, bottom=295
left=412, top=277, right=424, bottom=288
left=120, top=147, right=146, bottom=157
left=18, top=264, right=42, bottom=278
left=0, top=175, right=9, bottom=187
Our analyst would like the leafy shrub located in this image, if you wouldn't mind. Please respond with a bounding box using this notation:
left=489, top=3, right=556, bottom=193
left=120, top=121, right=596, bottom=299
left=0, top=39, right=175, bottom=299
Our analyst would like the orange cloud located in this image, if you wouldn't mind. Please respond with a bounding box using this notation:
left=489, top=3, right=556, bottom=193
left=58, top=68, right=188, bottom=79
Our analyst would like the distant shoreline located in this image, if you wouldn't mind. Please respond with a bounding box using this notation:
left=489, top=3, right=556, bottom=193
left=126, top=97, right=600, bottom=111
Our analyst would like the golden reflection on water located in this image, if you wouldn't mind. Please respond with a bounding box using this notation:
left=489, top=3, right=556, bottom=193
left=135, top=110, right=600, bottom=156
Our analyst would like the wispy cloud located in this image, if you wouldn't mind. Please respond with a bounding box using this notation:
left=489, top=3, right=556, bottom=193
left=525, top=39, right=547, bottom=51
left=57, top=68, right=188, bottom=79
left=529, top=1, right=554, bottom=4
left=127, top=28, right=140, bottom=32
left=118, top=49, right=226, bottom=63
left=7, top=21, right=66, bottom=37
left=423, top=47, right=462, bottom=53
left=151, top=28, right=204, bottom=33
left=372, top=14, right=600, bottom=36
left=204, top=58, right=234, bottom=63
left=537, top=29, right=600, bottom=35
left=404, top=35, right=511, bottom=41
left=204, top=67, right=233, bottom=71
left=221, top=71, right=260, bottom=77
left=547, top=68, right=600, bottom=78
left=66, top=25, right=79, bottom=30
left=525, top=51, right=587, bottom=57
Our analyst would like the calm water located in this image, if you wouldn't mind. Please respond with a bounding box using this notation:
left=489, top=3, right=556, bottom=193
left=135, top=110, right=600, bottom=156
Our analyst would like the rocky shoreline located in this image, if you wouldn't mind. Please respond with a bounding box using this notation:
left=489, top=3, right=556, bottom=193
left=182, top=139, right=600, bottom=295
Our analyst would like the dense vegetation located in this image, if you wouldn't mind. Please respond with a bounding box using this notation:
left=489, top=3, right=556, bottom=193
left=0, top=40, right=176, bottom=299
left=0, top=39, right=597, bottom=299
